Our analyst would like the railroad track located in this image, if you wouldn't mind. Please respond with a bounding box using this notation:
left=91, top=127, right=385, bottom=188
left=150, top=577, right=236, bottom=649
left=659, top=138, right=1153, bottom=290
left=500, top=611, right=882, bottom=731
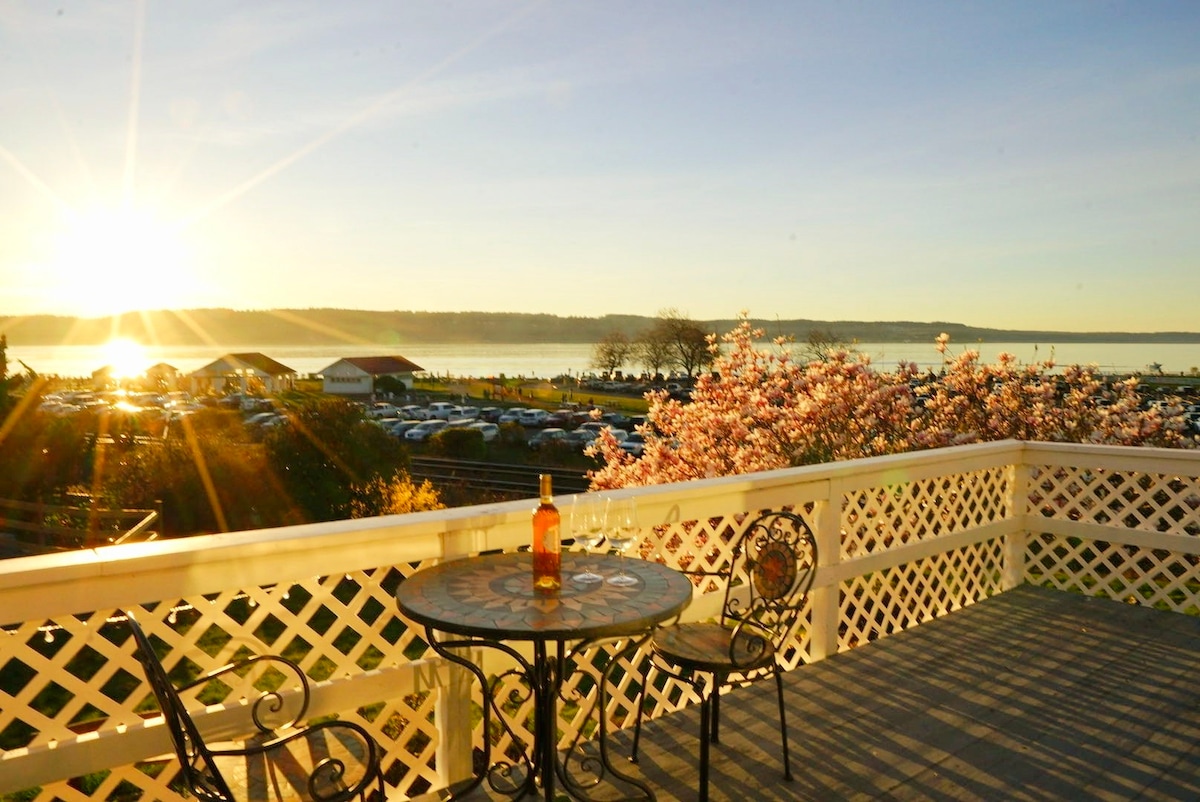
left=409, top=457, right=590, bottom=498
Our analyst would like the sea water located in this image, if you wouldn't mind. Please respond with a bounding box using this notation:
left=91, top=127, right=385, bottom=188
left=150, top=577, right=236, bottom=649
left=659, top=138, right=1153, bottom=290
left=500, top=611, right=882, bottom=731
left=5, top=341, right=1200, bottom=380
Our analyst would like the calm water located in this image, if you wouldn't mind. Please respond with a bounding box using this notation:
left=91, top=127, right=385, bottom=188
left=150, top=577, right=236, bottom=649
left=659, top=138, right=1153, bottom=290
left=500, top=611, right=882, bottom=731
left=6, top=341, right=1200, bottom=380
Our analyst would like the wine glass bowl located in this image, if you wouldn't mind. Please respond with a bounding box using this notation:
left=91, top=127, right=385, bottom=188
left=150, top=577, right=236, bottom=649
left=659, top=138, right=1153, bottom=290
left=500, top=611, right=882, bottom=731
left=569, top=494, right=607, bottom=583
left=605, top=497, right=639, bottom=587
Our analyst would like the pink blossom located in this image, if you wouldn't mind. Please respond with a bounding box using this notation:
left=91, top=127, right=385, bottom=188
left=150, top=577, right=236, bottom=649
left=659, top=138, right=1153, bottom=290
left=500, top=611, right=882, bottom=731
left=589, top=319, right=1195, bottom=490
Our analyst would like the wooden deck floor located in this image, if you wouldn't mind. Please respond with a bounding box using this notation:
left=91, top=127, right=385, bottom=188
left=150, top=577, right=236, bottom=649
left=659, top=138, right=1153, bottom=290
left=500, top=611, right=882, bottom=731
left=608, top=584, right=1200, bottom=801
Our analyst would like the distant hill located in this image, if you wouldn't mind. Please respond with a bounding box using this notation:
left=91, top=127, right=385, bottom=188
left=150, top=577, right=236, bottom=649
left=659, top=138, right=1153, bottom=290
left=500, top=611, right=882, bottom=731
left=3, top=309, right=1200, bottom=347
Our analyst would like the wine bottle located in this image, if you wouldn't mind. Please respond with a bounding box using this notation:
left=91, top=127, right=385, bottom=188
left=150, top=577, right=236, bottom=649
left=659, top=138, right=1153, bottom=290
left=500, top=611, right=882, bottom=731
left=532, top=474, right=562, bottom=593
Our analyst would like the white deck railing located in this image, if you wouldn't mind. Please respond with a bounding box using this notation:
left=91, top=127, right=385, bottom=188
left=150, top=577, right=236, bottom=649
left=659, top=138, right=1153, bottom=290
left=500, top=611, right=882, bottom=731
left=2, top=440, right=1198, bottom=800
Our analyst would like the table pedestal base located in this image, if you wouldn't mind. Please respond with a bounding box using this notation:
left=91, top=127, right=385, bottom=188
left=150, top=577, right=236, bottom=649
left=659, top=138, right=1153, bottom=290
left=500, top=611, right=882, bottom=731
left=428, top=627, right=657, bottom=802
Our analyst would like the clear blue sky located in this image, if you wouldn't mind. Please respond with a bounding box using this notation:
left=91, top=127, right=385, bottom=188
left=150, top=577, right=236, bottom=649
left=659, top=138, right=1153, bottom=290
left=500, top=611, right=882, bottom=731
left=2, top=1, right=1198, bottom=332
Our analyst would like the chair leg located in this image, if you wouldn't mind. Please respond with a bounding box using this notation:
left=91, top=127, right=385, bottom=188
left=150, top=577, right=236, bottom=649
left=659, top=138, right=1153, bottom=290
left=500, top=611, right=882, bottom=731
left=630, top=658, right=650, bottom=763
left=698, top=690, right=711, bottom=802
left=774, top=665, right=792, bottom=781
left=710, top=676, right=721, bottom=745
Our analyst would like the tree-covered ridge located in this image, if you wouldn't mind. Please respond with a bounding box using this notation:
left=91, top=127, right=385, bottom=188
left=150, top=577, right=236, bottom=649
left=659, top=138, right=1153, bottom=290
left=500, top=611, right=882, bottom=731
left=3, top=308, right=1200, bottom=347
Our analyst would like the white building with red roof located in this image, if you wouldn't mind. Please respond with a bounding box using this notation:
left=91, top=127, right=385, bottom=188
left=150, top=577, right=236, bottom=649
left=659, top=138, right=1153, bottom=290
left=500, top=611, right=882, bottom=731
left=318, top=355, right=425, bottom=397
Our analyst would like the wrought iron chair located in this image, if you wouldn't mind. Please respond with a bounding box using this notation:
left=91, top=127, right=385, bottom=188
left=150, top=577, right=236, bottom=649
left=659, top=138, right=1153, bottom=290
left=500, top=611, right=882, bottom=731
left=630, top=510, right=818, bottom=802
left=124, top=611, right=384, bottom=802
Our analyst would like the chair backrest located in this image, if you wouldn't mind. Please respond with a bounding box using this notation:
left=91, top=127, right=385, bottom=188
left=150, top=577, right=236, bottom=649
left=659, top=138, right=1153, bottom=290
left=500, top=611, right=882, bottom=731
left=719, top=510, right=818, bottom=667
left=125, top=611, right=237, bottom=802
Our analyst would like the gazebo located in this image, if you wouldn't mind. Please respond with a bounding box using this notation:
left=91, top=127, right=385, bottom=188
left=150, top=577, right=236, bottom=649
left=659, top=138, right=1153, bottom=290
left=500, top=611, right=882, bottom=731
left=188, top=352, right=296, bottom=395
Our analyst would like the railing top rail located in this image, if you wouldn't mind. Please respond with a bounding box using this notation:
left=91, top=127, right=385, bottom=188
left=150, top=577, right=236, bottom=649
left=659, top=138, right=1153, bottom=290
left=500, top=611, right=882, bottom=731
left=1023, top=440, right=1200, bottom=470
left=2, top=439, right=1196, bottom=625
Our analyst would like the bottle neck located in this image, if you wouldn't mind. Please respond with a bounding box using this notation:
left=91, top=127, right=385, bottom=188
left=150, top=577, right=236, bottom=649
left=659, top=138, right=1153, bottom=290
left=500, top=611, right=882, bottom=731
left=539, top=474, right=553, bottom=504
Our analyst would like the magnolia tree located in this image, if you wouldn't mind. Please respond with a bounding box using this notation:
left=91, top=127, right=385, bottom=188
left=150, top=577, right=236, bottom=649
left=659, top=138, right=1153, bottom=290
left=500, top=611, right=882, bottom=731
left=590, top=316, right=1194, bottom=490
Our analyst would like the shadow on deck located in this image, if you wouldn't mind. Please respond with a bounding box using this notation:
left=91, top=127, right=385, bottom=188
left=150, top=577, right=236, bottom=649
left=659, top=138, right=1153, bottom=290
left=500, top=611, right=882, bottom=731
left=611, top=584, right=1200, bottom=801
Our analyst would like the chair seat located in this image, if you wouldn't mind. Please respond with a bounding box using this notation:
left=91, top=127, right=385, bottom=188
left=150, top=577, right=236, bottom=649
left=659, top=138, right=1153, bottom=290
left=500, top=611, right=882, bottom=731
left=653, top=622, right=776, bottom=673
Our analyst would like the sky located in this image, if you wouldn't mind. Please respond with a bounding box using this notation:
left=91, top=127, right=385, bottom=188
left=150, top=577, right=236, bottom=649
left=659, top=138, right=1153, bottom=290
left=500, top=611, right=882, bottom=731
left=1, top=1, right=1198, bottom=333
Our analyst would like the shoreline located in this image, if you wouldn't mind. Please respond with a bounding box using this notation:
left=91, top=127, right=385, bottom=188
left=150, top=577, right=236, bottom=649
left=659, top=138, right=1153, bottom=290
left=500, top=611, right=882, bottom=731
left=6, top=341, right=1200, bottom=384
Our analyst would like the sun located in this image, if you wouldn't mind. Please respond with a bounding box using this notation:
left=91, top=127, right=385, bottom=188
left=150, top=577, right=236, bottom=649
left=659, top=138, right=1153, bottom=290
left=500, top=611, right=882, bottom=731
left=102, top=337, right=148, bottom=381
left=45, top=205, right=201, bottom=317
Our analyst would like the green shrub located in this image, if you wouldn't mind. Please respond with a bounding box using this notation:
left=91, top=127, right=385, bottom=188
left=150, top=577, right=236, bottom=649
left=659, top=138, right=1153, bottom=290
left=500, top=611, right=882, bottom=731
left=263, top=398, right=410, bottom=522
left=497, top=422, right=526, bottom=448
left=349, top=472, right=443, bottom=517
left=427, top=427, right=486, bottom=460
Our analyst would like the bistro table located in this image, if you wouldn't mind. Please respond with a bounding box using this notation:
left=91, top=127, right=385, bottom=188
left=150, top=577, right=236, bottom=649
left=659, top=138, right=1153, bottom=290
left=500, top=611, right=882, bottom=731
left=396, top=551, right=693, bottom=802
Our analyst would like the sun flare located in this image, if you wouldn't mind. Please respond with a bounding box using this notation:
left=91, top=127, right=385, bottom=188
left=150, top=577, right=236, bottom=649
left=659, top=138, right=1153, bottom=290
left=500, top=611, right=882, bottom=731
left=102, top=338, right=148, bottom=380
left=45, top=206, right=200, bottom=317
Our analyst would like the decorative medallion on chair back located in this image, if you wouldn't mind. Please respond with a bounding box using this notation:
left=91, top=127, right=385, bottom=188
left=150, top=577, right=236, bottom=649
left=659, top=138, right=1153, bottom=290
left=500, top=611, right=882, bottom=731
left=630, top=509, right=819, bottom=801
left=722, top=510, right=818, bottom=670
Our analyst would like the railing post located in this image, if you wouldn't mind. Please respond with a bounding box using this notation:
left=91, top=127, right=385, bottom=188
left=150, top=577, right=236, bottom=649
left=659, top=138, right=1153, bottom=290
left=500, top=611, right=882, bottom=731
left=1003, top=453, right=1032, bottom=591
left=809, top=479, right=843, bottom=663
left=434, top=647, right=478, bottom=789
left=433, top=527, right=485, bottom=788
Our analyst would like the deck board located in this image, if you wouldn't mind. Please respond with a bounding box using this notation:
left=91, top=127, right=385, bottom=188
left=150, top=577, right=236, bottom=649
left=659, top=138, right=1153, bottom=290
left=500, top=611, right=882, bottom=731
left=605, top=584, right=1200, bottom=802
left=426, top=585, right=1200, bottom=801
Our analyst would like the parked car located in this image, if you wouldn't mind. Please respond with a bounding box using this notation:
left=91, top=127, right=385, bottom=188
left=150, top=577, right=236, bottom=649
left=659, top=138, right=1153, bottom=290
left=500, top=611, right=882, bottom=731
left=619, top=432, right=647, bottom=457
left=455, top=406, right=481, bottom=420
left=397, top=404, right=425, bottom=419
left=565, top=428, right=600, bottom=450
left=545, top=409, right=575, bottom=427
left=497, top=408, right=527, bottom=424
left=425, top=402, right=458, bottom=420
left=479, top=407, right=504, bottom=422
left=528, top=427, right=568, bottom=450
left=404, top=420, right=448, bottom=442
left=365, top=402, right=399, bottom=419
left=578, top=423, right=628, bottom=444
left=244, top=411, right=284, bottom=429
left=518, top=409, right=550, bottom=427
left=467, top=421, right=500, bottom=443
left=600, top=411, right=632, bottom=429
left=388, top=419, right=424, bottom=437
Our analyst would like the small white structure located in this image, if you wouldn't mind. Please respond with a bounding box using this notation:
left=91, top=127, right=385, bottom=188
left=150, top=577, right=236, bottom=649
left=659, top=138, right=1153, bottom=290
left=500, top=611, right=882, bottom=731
left=190, top=353, right=297, bottom=395
left=144, top=362, right=181, bottom=391
left=319, top=355, right=424, bottom=397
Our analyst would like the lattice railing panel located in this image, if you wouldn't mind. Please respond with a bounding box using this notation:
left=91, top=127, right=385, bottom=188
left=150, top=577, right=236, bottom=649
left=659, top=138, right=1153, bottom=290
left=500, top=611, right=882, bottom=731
left=1028, top=464, right=1200, bottom=536
left=841, top=466, right=1011, bottom=558
left=1024, top=459, right=1200, bottom=613
left=1026, top=534, right=1200, bottom=614
left=3, top=558, right=442, bottom=802
left=10, top=442, right=1199, bottom=802
left=840, top=537, right=1006, bottom=649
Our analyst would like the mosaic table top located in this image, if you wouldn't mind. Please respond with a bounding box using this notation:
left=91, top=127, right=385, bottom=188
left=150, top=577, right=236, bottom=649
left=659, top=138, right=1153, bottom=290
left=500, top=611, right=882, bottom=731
left=396, top=552, right=693, bottom=641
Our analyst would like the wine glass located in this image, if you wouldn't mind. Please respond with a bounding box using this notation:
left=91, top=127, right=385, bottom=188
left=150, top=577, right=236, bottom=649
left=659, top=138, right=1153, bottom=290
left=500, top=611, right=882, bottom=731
left=605, top=497, right=640, bottom=587
left=569, top=494, right=607, bottom=583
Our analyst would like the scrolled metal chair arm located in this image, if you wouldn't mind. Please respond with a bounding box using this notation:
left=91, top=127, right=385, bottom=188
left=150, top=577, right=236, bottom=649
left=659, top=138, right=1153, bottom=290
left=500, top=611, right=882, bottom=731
left=178, top=654, right=312, bottom=731
left=726, top=618, right=774, bottom=670
left=207, top=718, right=384, bottom=802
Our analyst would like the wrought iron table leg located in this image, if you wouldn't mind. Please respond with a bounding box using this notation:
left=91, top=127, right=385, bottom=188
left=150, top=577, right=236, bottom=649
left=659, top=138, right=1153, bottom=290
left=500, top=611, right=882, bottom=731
left=426, top=629, right=658, bottom=801
left=424, top=627, right=537, bottom=800
left=561, top=633, right=658, bottom=802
